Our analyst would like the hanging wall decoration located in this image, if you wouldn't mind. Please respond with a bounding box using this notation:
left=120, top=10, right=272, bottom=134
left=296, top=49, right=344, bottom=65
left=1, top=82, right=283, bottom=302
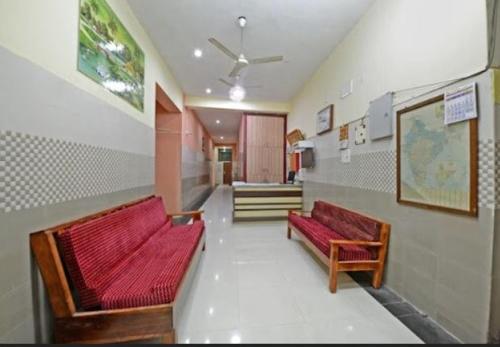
left=287, top=129, right=305, bottom=146
left=78, top=0, right=145, bottom=111
left=339, top=124, right=349, bottom=149
left=316, top=105, right=334, bottom=135
left=339, top=124, right=349, bottom=140
left=397, top=95, right=478, bottom=216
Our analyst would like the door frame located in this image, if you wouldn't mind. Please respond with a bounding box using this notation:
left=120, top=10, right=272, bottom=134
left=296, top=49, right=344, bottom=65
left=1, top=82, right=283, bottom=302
left=223, top=162, right=233, bottom=185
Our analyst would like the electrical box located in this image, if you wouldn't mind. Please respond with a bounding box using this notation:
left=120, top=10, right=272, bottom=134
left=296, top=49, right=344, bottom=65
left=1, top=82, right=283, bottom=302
left=340, top=79, right=354, bottom=99
left=369, top=92, right=393, bottom=140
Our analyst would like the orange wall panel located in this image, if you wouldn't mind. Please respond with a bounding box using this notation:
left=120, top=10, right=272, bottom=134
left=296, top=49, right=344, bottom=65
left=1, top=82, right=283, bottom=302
left=245, top=115, right=285, bottom=183
left=182, top=107, right=213, bottom=160
left=155, top=103, right=182, bottom=212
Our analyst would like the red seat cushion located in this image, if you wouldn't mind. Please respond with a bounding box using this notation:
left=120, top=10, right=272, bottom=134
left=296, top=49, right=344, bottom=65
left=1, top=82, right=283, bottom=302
left=100, top=220, right=205, bottom=309
left=311, top=200, right=381, bottom=242
left=289, top=214, right=372, bottom=261
left=57, top=197, right=169, bottom=309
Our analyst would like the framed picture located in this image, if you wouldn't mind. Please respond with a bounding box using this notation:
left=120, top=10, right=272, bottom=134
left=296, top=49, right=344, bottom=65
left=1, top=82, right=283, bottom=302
left=286, top=129, right=304, bottom=146
left=397, top=95, right=478, bottom=216
left=78, top=0, right=145, bottom=111
left=317, top=105, right=334, bottom=135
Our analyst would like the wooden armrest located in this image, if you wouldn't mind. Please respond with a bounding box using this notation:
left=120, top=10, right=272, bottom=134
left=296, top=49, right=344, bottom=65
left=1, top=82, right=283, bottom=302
left=289, top=210, right=312, bottom=216
left=167, top=210, right=204, bottom=221
left=330, top=239, right=383, bottom=247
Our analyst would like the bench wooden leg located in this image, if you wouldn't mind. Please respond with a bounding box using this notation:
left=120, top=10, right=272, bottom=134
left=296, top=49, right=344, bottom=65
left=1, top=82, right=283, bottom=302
left=372, top=267, right=383, bottom=289
left=287, top=226, right=291, bottom=239
left=161, top=330, right=176, bottom=344
left=329, top=245, right=340, bottom=293
left=371, top=224, right=389, bottom=289
left=329, top=268, right=338, bottom=293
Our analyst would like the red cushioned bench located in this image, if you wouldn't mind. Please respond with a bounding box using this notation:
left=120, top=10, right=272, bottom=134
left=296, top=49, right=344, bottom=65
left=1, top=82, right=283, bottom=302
left=288, top=200, right=390, bottom=293
left=30, top=196, right=205, bottom=344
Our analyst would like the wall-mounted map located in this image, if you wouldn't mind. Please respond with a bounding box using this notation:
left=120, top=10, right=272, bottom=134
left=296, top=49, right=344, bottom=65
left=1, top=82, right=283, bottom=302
left=78, top=0, right=145, bottom=111
left=397, top=95, right=477, bottom=216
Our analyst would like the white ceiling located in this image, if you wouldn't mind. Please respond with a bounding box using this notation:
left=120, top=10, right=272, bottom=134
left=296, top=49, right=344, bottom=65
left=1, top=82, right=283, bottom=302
left=128, top=0, right=373, bottom=102
left=193, top=108, right=242, bottom=144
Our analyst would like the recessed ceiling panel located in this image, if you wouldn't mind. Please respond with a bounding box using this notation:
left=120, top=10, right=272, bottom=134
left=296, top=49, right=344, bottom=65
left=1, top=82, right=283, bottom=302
left=193, top=108, right=243, bottom=144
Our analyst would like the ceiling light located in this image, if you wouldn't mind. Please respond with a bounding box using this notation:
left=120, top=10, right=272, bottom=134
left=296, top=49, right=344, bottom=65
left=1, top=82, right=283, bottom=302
left=229, top=85, right=246, bottom=102
left=205, top=88, right=212, bottom=94
left=238, top=16, right=247, bottom=28
left=193, top=48, right=203, bottom=58
left=216, top=119, right=221, bottom=124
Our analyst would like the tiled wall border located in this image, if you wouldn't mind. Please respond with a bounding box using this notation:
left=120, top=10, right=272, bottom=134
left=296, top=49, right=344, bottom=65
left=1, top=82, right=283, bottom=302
left=181, top=147, right=211, bottom=209
left=0, top=130, right=154, bottom=213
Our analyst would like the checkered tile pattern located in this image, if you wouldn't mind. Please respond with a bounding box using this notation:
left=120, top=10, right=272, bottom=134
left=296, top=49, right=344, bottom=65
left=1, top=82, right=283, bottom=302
left=495, top=141, right=500, bottom=208
left=305, top=141, right=498, bottom=208
left=0, top=130, right=154, bottom=213
left=303, top=150, right=397, bottom=194
left=478, top=139, right=495, bottom=209
left=340, top=151, right=396, bottom=193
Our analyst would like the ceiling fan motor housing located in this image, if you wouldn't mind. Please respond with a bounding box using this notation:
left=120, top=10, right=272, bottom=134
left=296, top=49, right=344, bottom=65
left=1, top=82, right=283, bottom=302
left=238, top=54, right=249, bottom=65
left=238, top=16, right=247, bottom=28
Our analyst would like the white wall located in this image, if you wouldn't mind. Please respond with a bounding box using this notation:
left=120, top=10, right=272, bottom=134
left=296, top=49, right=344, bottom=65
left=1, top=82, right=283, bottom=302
left=0, top=0, right=183, bottom=128
left=289, top=0, right=489, bottom=137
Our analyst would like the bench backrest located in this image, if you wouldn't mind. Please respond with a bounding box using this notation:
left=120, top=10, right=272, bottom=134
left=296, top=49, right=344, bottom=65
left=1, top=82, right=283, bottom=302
left=30, top=195, right=167, bottom=317
left=56, top=196, right=169, bottom=309
left=311, top=200, right=383, bottom=241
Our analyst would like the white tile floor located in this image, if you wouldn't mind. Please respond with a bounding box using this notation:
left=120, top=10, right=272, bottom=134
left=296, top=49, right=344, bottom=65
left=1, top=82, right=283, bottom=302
left=176, top=186, right=422, bottom=344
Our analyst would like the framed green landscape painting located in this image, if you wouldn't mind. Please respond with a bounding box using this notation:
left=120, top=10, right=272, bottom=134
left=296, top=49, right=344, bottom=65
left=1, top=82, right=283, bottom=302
left=78, top=0, right=145, bottom=111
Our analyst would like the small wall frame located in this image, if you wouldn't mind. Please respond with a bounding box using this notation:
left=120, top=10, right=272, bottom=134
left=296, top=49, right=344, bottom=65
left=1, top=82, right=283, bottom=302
left=316, top=105, right=334, bottom=135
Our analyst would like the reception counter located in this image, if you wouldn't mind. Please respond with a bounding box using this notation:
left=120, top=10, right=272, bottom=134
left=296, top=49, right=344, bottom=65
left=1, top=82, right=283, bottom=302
left=232, top=183, right=303, bottom=221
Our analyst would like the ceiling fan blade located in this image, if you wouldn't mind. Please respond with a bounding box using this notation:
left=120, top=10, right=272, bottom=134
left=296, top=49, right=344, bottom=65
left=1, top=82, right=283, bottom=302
left=218, top=78, right=235, bottom=87
left=249, top=56, right=284, bottom=64
left=208, top=38, right=239, bottom=60
left=229, top=62, right=247, bottom=78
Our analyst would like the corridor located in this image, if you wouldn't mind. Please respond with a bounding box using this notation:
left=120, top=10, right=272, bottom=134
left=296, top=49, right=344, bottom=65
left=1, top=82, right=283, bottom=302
left=176, top=186, right=422, bottom=343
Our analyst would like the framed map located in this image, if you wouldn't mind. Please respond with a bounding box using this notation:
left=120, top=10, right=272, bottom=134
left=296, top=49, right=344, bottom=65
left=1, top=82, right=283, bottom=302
left=317, top=105, right=334, bottom=135
left=78, top=0, right=145, bottom=111
left=397, top=95, right=478, bottom=216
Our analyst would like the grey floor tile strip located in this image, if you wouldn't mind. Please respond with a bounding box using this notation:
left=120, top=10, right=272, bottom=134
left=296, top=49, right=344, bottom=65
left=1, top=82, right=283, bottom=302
left=349, top=272, right=461, bottom=344
left=176, top=186, right=215, bottom=225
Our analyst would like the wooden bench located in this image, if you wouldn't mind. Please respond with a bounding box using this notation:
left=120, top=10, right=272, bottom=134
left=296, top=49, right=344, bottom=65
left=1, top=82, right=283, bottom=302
left=287, top=200, right=390, bottom=293
left=30, top=196, right=205, bottom=344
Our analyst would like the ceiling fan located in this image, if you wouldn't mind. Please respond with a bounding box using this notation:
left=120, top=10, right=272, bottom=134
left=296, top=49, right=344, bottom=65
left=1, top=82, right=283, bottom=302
left=209, top=16, right=284, bottom=78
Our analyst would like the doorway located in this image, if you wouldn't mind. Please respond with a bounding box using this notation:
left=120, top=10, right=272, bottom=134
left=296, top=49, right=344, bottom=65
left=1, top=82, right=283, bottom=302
left=155, top=84, right=182, bottom=212
left=223, top=162, right=233, bottom=185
